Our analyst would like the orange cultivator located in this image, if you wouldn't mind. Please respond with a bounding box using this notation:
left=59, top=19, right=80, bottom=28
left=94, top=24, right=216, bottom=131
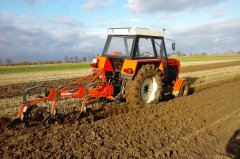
left=12, top=68, right=114, bottom=126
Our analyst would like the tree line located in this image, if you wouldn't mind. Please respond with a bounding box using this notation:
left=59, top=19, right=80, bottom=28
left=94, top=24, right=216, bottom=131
left=0, top=55, right=97, bottom=66
left=170, top=50, right=240, bottom=57
left=63, top=55, right=96, bottom=63
left=1, top=51, right=240, bottom=66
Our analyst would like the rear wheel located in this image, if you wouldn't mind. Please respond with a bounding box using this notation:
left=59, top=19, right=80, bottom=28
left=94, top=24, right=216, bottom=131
left=178, top=81, right=189, bottom=97
left=125, top=64, right=162, bottom=108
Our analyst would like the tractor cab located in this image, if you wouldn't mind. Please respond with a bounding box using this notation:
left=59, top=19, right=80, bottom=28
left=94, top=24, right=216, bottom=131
left=99, top=28, right=179, bottom=84
left=102, top=28, right=167, bottom=60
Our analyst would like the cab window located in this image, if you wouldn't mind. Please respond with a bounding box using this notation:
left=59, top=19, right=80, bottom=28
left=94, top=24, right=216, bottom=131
left=103, top=36, right=134, bottom=57
left=154, top=38, right=166, bottom=58
left=135, top=37, right=156, bottom=58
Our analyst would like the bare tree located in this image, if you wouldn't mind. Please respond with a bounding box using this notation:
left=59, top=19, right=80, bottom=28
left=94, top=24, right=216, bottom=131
left=69, top=56, right=73, bottom=63
left=82, top=56, right=87, bottom=62
left=175, top=50, right=183, bottom=56
left=1, top=57, right=12, bottom=66
left=64, top=56, right=69, bottom=63
left=88, top=56, right=92, bottom=62
left=5, top=58, right=12, bottom=65
left=2, top=57, right=6, bottom=66
left=74, top=56, right=79, bottom=63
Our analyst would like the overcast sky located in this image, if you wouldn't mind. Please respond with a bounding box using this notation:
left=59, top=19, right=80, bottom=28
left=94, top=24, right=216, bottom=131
left=0, top=0, right=239, bottom=62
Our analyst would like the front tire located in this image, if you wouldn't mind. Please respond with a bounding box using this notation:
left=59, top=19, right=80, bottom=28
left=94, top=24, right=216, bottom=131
left=125, top=64, right=162, bottom=108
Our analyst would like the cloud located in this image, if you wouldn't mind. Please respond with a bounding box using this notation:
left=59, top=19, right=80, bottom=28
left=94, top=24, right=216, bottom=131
left=81, top=0, right=114, bottom=11
left=209, top=6, right=228, bottom=17
left=14, top=0, right=47, bottom=6
left=128, top=0, right=225, bottom=13
left=171, top=17, right=240, bottom=53
left=159, top=13, right=176, bottom=19
left=53, top=16, right=83, bottom=27
left=0, top=13, right=106, bottom=62
left=0, top=10, right=239, bottom=63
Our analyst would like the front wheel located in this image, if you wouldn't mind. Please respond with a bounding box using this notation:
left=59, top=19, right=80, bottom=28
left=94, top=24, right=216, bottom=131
left=125, top=64, right=162, bottom=108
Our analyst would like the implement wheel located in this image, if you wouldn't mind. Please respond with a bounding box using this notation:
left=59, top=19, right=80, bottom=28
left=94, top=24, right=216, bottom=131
left=33, top=107, right=49, bottom=123
left=125, top=64, right=162, bottom=108
left=25, top=105, right=50, bottom=126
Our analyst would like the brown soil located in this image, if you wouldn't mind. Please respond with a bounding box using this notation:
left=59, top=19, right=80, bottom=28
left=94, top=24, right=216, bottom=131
left=0, top=78, right=78, bottom=99
left=181, top=60, right=240, bottom=73
left=0, top=61, right=239, bottom=99
left=0, top=61, right=240, bottom=158
left=0, top=80, right=240, bottom=158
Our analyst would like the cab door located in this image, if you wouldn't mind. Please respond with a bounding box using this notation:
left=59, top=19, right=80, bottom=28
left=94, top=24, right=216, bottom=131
left=153, top=38, right=178, bottom=84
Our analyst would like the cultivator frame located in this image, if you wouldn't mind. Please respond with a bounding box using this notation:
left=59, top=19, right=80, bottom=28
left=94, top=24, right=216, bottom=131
left=17, top=68, right=114, bottom=122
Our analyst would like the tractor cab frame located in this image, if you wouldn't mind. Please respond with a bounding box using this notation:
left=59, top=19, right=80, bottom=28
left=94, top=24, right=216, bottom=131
left=102, top=28, right=171, bottom=60
left=98, top=28, right=178, bottom=86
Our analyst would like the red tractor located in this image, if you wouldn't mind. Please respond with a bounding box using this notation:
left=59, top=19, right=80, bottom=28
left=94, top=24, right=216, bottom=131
left=7, top=28, right=189, bottom=126
left=91, top=28, right=189, bottom=106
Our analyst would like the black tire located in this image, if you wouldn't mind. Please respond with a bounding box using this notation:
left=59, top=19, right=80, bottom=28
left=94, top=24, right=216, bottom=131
left=24, top=104, right=38, bottom=121
left=125, top=64, right=162, bottom=108
left=24, top=105, right=50, bottom=126
left=178, top=81, right=189, bottom=97
left=32, top=107, right=49, bottom=123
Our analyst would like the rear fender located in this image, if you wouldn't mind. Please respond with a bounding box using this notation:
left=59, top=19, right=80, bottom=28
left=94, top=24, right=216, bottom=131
left=121, top=60, right=138, bottom=79
left=121, top=59, right=162, bottom=80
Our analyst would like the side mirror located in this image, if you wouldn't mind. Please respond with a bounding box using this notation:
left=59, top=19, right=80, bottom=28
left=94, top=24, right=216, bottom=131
left=172, top=43, right=175, bottom=51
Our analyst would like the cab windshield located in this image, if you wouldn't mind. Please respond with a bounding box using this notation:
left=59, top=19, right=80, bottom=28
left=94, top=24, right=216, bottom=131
left=103, top=36, right=134, bottom=57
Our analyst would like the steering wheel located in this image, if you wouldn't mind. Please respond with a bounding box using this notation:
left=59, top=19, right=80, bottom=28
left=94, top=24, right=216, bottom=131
left=140, top=52, right=151, bottom=57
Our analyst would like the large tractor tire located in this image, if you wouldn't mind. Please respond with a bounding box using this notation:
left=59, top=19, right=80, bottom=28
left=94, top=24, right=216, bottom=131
left=178, top=80, right=189, bottom=97
left=125, top=64, right=162, bottom=108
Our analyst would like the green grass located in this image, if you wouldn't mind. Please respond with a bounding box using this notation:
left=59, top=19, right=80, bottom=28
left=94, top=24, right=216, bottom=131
left=1, top=54, right=240, bottom=75
left=0, top=62, right=90, bottom=74
left=173, top=54, right=240, bottom=62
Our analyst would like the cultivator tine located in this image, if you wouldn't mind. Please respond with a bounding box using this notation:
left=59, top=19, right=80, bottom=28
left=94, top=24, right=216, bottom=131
left=73, top=98, right=88, bottom=121
left=73, top=112, right=83, bottom=122
left=81, top=98, right=88, bottom=113
left=39, top=114, right=52, bottom=125
left=50, top=100, right=58, bottom=115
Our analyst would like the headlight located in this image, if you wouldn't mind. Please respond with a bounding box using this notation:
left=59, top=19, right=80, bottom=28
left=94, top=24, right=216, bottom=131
left=92, top=58, right=97, bottom=64
left=90, top=58, right=98, bottom=68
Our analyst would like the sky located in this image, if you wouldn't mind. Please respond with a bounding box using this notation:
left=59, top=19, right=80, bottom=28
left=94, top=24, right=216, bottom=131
left=0, top=0, right=240, bottom=62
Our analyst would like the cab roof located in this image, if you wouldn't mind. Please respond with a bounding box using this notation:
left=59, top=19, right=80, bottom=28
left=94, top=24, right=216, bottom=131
left=108, top=27, right=164, bottom=37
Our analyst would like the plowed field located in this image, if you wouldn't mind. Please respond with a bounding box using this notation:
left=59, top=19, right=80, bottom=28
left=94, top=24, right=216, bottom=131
left=0, top=61, right=239, bottom=99
left=0, top=61, right=240, bottom=158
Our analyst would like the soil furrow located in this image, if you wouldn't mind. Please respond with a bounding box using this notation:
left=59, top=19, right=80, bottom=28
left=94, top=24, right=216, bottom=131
left=0, top=80, right=239, bottom=158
